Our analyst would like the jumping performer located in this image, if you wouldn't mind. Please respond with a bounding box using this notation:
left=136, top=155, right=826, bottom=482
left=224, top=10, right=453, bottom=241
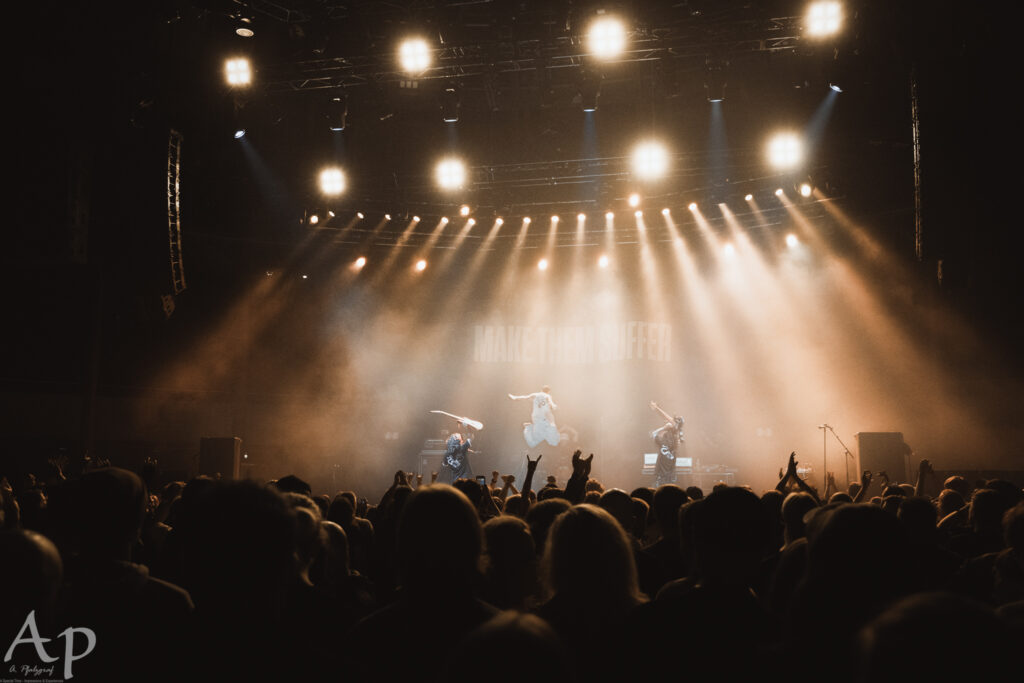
left=508, top=385, right=560, bottom=448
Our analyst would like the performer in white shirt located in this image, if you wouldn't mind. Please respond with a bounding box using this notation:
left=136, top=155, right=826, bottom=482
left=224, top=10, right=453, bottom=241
left=508, top=385, right=560, bottom=448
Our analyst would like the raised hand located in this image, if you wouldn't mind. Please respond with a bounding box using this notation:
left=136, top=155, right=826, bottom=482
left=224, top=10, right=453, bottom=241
left=431, top=471, right=438, bottom=483
left=919, top=459, right=933, bottom=475
left=786, top=451, right=798, bottom=476
left=393, top=470, right=406, bottom=487
left=861, top=470, right=872, bottom=488
left=501, top=474, right=515, bottom=485
left=526, top=453, right=542, bottom=471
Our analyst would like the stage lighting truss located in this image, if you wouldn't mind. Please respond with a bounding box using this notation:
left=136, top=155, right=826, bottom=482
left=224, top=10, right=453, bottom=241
left=257, top=14, right=806, bottom=94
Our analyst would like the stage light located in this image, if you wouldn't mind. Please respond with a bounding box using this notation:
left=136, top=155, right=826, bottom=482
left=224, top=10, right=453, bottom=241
left=524, top=217, right=531, bottom=224
left=688, top=202, right=697, bottom=211
left=413, top=215, right=421, bottom=222
left=357, top=212, right=364, bottom=219
left=440, top=217, right=449, bottom=225
left=577, top=213, right=586, bottom=221
left=631, top=141, right=669, bottom=180
left=302, top=274, right=309, bottom=279
left=661, top=208, right=670, bottom=215
left=440, top=87, right=460, bottom=122
left=605, top=211, right=614, bottom=220
left=704, top=57, right=727, bottom=102
left=225, top=58, right=251, bottom=86
left=767, top=132, right=803, bottom=169
left=435, top=158, right=467, bottom=190
left=319, top=167, right=346, bottom=195
left=234, top=15, right=254, bottom=38
left=598, top=254, right=610, bottom=268
left=399, top=38, right=431, bottom=72
left=467, top=218, right=476, bottom=226
left=786, top=234, right=799, bottom=248
left=551, top=215, right=559, bottom=223
left=744, top=193, right=753, bottom=201
left=587, top=16, right=626, bottom=59
left=576, top=68, right=602, bottom=112
left=355, top=256, right=367, bottom=268
left=800, top=183, right=812, bottom=197
left=233, top=129, right=246, bottom=139
left=385, top=214, right=392, bottom=221
left=723, top=243, right=735, bottom=256
left=829, top=82, right=843, bottom=93
left=806, top=1, right=843, bottom=38
left=634, top=210, right=643, bottom=218
left=460, top=205, right=470, bottom=217
left=327, top=95, right=348, bottom=131
left=415, top=259, right=427, bottom=271
left=775, top=188, right=784, bottom=196
left=309, top=214, right=320, bottom=225
left=495, top=217, right=504, bottom=226
left=328, top=211, right=335, bottom=217
left=628, top=193, right=640, bottom=207
left=538, top=258, right=549, bottom=271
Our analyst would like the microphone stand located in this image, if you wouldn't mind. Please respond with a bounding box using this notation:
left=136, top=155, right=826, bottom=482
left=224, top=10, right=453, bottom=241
left=818, top=424, right=854, bottom=491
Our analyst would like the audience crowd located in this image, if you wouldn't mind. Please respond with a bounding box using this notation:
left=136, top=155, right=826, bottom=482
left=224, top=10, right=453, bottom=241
left=2, top=449, right=1021, bottom=682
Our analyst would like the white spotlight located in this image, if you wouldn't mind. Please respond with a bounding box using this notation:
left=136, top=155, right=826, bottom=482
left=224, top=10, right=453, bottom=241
left=495, top=217, right=504, bottom=226
left=225, top=58, right=252, bottom=86
left=355, top=256, right=367, bottom=268
left=688, top=202, right=697, bottom=211
left=723, top=243, right=735, bottom=256
left=786, top=234, right=799, bottom=248
left=631, top=141, right=670, bottom=180
left=661, top=208, right=670, bottom=216
left=318, top=167, right=345, bottom=195
left=634, top=210, right=643, bottom=218
left=538, top=258, right=549, bottom=271
left=523, top=217, right=531, bottom=224
left=308, top=214, right=319, bottom=225
left=357, top=212, right=364, bottom=219
left=775, top=188, right=784, bottom=196
left=435, top=158, right=467, bottom=190
left=598, top=254, right=610, bottom=268
left=767, top=132, right=804, bottom=169
left=440, top=216, right=449, bottom=225
left=605, top=211, right=614, bottom=220
left=467, top=218, right=475, bottom=226
left=587, top=16, right=627, bottom=59
left=460, top=205, right=470, bottom=217
left=399, top=38, right=431, bottom=72
left=415, top=259, right=427, bottom=272
left=577, top=213, right=586, bottom=221
left=800, top=183, right=813, bottom=197
left=744, top=193, right=753, bottom=201
left=551, top=215, right=559, bottom=224
left=413, top=215, right=421, bottom=222
left=806, top=2, right=843, bottom=38
left=233, top=129, right=246, bottom=139
left=628, top=193, right=640, bottom=208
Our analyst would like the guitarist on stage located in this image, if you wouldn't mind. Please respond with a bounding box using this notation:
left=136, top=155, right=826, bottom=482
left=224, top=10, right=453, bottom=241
left=438, top=419, right=475, bottom=484
left=650, top=401, right=684, bottom=487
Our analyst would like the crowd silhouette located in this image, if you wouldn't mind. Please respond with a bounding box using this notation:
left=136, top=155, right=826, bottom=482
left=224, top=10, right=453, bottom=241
left=2, top=448, right=1021, bottom=682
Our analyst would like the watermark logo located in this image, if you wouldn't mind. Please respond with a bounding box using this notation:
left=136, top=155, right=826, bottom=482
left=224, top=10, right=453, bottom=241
left=3, top=611, right=96, bottom=681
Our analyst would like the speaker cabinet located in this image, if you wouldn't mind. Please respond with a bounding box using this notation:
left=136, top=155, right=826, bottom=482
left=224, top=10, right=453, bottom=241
left=855, top=432, right=910, bottom=496
left=197, top=437, right=241, bottom=480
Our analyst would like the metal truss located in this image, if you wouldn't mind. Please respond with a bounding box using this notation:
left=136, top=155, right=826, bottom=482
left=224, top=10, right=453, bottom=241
left=167, top=130, right=187, bottom=295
